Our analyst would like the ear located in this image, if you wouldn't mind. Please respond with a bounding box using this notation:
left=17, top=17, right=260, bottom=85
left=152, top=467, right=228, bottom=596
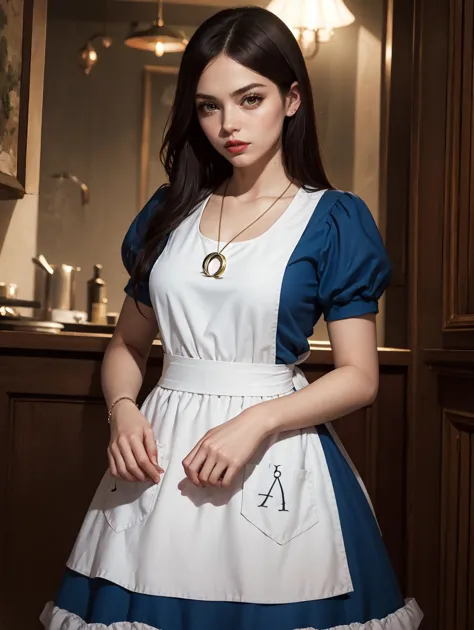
left=285, top=81, right=301, bottom=117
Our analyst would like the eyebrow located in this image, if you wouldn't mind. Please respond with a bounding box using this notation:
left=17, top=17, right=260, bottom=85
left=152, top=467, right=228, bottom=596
left=195, top=82, right=267, bottom=100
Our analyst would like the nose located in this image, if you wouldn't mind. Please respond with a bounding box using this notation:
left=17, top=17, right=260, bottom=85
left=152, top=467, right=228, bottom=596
left=221, top=105, right=240, bottom=135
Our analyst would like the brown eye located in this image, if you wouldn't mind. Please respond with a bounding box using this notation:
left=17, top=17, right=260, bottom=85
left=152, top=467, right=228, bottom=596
left=242, top=94, right=263, bottom=107
left=197, top=102, right=218, bottom=114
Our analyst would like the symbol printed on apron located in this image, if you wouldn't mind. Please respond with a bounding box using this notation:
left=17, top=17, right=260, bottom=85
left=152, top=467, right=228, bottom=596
left=102, top=442, right=168, bottom=532
left=258, top=465, right=288, bottom=512
left=241, top=460, right=320, bottom=546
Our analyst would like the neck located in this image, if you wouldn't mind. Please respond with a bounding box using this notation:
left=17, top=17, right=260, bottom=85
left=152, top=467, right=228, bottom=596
left=227, top=146, right=294, bottom=199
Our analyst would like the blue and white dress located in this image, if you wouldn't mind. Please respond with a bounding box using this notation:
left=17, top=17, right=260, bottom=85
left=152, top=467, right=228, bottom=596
left=41, top=187, right=423, bottom=630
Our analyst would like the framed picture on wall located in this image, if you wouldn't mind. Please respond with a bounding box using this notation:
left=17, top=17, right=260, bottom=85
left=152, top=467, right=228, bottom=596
left=0, top=0, right=44, bottom=199
left=139, top=64, right=179, bottom=209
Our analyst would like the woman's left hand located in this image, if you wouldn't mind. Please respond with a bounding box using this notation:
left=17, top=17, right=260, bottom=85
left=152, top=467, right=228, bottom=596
left=182, top=406, right=271, bottom=488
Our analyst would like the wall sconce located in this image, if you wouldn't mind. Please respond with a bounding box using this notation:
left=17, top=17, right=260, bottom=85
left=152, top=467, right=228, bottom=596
left=267, top=0, right=355, bottom=59
left=124, top=0, right=187, bottom=57
left=78, top=33, right=112, bottom=75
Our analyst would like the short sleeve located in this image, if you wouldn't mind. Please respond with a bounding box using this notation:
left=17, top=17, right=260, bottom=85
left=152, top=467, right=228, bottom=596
left=121, top=186, right=167, bottom=306
left=316, top=192, right=392, bottom=322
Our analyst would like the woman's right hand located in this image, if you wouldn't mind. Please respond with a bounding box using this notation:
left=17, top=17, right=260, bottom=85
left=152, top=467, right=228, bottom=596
left=107, top=400, right=164, bottom=484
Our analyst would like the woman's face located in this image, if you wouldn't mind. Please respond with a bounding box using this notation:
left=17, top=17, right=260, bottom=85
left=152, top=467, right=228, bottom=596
left=195, top=54, right=300, bottom=167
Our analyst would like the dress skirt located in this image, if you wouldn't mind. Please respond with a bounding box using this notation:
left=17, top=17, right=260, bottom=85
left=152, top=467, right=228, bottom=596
left=40, top=427, right=421, bottom=630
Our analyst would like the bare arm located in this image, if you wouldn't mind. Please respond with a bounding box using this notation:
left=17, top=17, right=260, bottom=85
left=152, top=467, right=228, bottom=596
left=102, top=296, right=158, bottom=407
left=262, top=314, right=379, bottom=434
left=102, top=296, right=162, bottom=484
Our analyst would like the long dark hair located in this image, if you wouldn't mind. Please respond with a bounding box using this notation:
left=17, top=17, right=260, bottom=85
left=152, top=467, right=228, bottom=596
left=132, top=6, right=332, bottom=298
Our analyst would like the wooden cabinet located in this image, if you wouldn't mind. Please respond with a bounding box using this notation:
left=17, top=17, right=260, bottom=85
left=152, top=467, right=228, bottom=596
left=0, top=331, right=410, bottom=629
left=401, top=0, right=474, bottom=627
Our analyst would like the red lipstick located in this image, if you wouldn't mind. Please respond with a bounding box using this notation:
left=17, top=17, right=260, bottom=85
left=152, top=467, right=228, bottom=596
left=224, top=140, right=249, bottom=154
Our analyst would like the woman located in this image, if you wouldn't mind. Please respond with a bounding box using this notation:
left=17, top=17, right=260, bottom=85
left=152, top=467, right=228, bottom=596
left=41, top=7, right=423, bottom=630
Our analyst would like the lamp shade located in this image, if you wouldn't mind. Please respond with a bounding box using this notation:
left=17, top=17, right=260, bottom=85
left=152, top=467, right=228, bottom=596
left=124, top=22, right=187, bottom=55
left=267, top=0, right=355, bottom=31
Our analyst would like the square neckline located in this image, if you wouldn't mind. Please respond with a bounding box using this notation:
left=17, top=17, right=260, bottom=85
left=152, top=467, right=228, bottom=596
left=197, top=186, right=305, bottom=247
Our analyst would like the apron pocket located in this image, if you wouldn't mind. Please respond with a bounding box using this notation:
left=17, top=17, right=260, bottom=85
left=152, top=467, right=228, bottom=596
left=240, top=461, right=319, bottom=545
left=103, top=442, right=167, bottom=533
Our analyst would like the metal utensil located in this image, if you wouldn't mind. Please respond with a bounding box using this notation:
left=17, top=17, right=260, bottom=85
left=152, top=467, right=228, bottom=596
left=32, top=255, right=81, bottom=319
left=32, top=254, right=54, bottom=275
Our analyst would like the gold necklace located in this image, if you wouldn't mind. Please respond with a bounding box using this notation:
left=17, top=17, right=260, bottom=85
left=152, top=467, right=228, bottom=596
left=201, top=180, right=294, bottom=278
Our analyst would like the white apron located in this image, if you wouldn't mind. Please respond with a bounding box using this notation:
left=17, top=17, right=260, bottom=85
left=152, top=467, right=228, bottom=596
left=67, top=188, right=372, bottom=604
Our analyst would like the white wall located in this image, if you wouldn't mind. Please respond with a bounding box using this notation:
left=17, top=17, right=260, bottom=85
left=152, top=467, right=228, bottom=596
left=0, top=195, right=39, bottom=303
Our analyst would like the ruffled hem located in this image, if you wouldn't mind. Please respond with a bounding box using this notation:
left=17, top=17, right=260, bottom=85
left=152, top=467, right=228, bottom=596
left=296, top=598, right=423, bottom=630
left=39, top=602, right=161, bottom=629
left=40, top=598, right=423, bottom=630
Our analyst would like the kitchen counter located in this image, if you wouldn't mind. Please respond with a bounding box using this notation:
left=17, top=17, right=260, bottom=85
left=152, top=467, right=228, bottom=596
left=0, top=329, right=411, bottom=365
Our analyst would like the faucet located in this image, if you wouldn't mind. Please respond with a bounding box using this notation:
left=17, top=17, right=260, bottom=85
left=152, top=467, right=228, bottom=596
left=51, top=172, right=90, bottom=206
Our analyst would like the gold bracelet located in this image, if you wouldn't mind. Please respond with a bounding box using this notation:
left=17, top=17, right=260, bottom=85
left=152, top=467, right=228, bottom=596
left=107, top=396, right=138, bottom=424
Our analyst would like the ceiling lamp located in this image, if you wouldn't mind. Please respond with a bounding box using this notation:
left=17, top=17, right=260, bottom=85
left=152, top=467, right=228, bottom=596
left=124, top=0, right=188, bottom=57
left=267, top=0, right=355, bottom=59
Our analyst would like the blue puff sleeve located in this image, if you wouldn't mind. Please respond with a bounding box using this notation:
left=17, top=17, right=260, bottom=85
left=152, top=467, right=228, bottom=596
left=316, top=192, right=392, bottom=322
left=121, top=186, right=167, bottom=306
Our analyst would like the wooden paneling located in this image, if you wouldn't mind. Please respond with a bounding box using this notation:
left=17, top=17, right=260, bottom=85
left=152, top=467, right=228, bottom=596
left=3, top=397, right=109, bottom=630
left=404, top=0, right=474, bottom=626
left=439, top=409, right=474, bottom=629
left=0, top=359, right=108, bottom=630
left=381, top=0, right=414, bottom=348
left=443, top=0, right=474, bottom=332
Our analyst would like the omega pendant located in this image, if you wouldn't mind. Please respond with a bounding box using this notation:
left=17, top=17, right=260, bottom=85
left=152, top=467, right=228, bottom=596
left=202, top=252, right=227, bottom=278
